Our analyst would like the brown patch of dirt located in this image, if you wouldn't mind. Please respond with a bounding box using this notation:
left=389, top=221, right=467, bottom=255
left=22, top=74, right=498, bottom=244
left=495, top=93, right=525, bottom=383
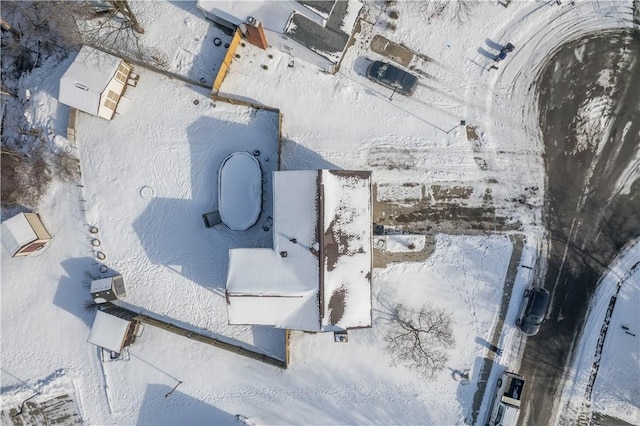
left=370, top=34, right=413, bottom=66
left=372, top=183, right=521, bottom=235
left=432, top=185, right=473, bottom=201
left=328, top=285, right=346, bottom=324
left=466, top=124, right=479, bottom=141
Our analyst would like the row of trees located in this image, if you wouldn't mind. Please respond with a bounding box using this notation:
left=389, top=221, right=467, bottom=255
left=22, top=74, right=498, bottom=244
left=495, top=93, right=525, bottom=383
left=1, top=1, right=152, bottom=69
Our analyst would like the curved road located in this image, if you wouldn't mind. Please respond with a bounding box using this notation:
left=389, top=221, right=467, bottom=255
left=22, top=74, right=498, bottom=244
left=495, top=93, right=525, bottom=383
left=520, top=30, right=640, bottom=425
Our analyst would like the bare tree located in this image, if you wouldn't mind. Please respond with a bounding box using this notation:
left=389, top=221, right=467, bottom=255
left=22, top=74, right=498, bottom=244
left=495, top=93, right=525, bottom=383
left=2, top=1, right=88, bottom=49
left=1, top=17, right=21, bottom=40
left=2, top=1, right=153, bottom=63
left=415, top=0, right=473, bottom=24
left=385, top=303, right=455, bottom=378
left=109, top=0, right=144, bottom=34
left=78, top=1, right=169, bottom=67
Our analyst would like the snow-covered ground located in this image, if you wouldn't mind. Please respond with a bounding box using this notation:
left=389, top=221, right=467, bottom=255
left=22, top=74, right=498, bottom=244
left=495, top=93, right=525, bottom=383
left=555, top=238, right=640, bottom=425
left=2, top=0, right=639, bottom=425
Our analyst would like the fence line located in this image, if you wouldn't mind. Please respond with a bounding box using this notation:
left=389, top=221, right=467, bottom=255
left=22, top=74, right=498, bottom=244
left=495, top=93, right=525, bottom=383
left=103, top=304, right=287, bottom=369
left=212, top=29, right=242, bottom=94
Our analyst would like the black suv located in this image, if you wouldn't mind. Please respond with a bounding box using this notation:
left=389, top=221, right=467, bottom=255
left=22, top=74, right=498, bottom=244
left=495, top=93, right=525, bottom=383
left=516, top=287, right=550, bottom=336
left=366, top=61, right=418, bottom=96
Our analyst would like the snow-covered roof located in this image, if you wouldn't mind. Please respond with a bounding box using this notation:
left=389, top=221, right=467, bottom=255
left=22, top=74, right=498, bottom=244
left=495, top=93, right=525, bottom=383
left=197, top=0, right=362, bottom=66
left=218, top=152, right=262, bottom=231
left=87, top=310, right=131, bottom=353
left=196, top=0, right=325, bottom=32
left=227, top=171, right=320, bottom=331
left=320, top=170, right=372, bottom=330
left=91, top=277, right=113, bottom=293
left=1, top=213, right=38, bottom=257
left=58, top=46, right=121, bottom=116
left=226, top=169, right=372, bottom=331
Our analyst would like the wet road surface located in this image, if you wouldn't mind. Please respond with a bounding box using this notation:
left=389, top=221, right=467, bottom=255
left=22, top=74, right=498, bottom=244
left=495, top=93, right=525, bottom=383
left=521, top=30, right=640, bottom=425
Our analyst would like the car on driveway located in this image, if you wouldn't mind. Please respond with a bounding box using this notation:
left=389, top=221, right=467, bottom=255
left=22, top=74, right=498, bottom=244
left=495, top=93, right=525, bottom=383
left=516, top=287, right=550, bottom=336
left=366, top=60, right=418, bottom=96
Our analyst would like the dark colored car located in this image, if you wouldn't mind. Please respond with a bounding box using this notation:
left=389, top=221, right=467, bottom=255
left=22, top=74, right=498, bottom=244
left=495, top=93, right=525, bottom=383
left=366, top=61, right=418, bottom=96
left=516, top=287, right=550, bottom=336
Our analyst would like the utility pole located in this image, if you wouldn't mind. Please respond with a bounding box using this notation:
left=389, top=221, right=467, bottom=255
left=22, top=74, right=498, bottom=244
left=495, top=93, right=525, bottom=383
left=165, top=380, right=183, bottom=398
left=389, top=86, right=398, bottom=101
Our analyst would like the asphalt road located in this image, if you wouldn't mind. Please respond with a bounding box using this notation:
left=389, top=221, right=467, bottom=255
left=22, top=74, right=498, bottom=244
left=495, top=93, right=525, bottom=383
left=519, top=30, right=640, bottom=425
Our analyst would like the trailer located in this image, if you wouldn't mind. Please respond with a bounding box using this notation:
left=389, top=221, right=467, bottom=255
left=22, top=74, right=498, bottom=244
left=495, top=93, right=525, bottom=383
left=487, top=371, right=525, bottom=426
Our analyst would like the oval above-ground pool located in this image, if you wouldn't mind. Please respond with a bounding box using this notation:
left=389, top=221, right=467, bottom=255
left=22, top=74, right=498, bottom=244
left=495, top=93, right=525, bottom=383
left=218, top=152, right=262, bottom=231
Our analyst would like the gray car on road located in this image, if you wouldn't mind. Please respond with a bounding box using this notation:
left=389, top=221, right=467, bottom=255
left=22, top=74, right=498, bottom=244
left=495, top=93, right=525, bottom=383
left=516, top=287, right=550, bottom=336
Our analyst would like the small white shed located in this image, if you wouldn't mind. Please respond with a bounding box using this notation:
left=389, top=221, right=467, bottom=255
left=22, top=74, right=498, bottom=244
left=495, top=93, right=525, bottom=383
left=58, top=46, right=132, bottom=120
left=87, top=311, right=133, bottom=353
left=91, top=275, right=126, bottom=304
left=1, top=212, right=52, bottom=257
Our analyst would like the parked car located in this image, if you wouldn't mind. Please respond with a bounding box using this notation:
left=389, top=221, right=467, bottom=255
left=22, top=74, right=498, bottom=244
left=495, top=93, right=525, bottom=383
left=516, top=287, right=550, bottom=336
left=366, top=60, right=418, bottom=96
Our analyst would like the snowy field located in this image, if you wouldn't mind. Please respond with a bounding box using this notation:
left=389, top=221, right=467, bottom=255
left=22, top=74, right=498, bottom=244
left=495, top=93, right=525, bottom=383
left=2, top=0, right=639, bottom=425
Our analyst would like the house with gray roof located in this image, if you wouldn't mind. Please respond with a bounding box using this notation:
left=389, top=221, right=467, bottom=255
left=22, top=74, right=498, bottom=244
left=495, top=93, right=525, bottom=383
left=196, top=0, right=363, bottom=73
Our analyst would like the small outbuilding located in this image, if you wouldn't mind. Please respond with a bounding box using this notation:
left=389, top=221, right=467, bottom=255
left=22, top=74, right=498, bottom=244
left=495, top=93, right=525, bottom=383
left=87, top=310, right=134, bottom=354
left=1, top=212, right=52, bottom=257
left=58, top=45, right=132, bottom=120
left=91, top=275, right=127, bottom=304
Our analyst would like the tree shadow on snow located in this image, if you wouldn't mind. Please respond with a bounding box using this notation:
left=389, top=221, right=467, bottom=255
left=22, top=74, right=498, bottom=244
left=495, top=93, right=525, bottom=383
left=54, top=257, right=102, bottom=327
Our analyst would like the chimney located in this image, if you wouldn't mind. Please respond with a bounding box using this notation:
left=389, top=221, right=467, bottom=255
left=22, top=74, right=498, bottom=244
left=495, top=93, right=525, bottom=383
left=244, top=16, right=268, bottom=50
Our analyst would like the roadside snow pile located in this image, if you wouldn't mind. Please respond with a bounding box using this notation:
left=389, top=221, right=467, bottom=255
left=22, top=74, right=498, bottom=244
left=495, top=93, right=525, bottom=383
left=592, top=257, right=640, bottom=424
left=556, top=238, right=640, bottom=424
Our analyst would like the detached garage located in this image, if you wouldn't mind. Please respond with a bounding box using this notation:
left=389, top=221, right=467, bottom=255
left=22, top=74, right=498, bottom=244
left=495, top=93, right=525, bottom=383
left=1, top=212, right=52, bottom=257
